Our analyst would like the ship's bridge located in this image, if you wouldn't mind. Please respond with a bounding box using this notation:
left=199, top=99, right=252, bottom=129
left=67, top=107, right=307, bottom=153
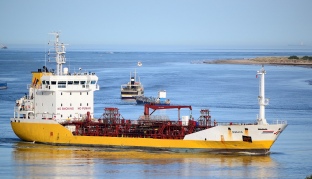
left=32, top=72, right=99, bottom=91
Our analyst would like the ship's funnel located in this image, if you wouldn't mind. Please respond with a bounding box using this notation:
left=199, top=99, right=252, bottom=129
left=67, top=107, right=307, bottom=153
left=131, top=77, right=135, bottom=85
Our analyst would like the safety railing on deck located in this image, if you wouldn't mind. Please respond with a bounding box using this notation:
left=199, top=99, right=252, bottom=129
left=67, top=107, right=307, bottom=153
left=272, top=120, right=287, bottom=125
left=215, top=121, right=257, bottom=126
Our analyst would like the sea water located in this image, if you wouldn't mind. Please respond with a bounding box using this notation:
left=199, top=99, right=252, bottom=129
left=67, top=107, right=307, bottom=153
left=0, top=49, right=312, bottom=179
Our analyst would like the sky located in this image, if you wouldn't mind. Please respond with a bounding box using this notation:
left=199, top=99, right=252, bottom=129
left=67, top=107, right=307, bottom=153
left=1, top=0, right=312, bottom=51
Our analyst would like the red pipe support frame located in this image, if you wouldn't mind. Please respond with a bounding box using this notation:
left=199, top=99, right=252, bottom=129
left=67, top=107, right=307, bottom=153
left=144, top=104, right=192, bottom=120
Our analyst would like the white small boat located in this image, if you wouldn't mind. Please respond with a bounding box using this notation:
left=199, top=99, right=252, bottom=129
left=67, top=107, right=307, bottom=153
left=135, top=90, right=170, bottom=105
left=1, top=44, right=8, bottom=49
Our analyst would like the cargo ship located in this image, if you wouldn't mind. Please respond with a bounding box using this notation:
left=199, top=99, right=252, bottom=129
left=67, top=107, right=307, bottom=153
left=10, top=33, right=287, bottom=154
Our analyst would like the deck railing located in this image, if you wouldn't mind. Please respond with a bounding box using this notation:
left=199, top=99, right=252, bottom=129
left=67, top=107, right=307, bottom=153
left=272, top=120, right=287, bottom=125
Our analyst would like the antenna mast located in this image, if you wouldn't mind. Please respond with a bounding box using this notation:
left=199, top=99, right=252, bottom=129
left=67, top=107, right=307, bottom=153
left=257, top=66, right=269, bottom=125
left=49, top=32, right=66, bottom=75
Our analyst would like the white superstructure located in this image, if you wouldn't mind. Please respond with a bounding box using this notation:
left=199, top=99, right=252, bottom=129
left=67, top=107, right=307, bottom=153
left=12, top=32, right=99, bottom=123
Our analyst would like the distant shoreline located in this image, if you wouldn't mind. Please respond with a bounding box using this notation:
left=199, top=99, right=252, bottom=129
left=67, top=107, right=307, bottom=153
left=204, top=56, right=312, bottom=68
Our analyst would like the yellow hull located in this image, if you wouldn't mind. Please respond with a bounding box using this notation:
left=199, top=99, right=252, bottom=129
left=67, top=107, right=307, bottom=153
left=11, top=122, right=274, bottom=152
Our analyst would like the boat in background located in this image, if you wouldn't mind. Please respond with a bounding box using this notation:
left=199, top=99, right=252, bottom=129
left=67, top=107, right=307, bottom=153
left=0, top=81, right=7, bottom=89
left=120, top=70, right=144, bottom=99
left=135, top=90, right=170, bottom=105
left=1, top=44, right=8, bottom=49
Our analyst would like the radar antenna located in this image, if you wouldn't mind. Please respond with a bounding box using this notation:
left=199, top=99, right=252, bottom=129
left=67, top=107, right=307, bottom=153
left=49, top=32, right=67, bottom=75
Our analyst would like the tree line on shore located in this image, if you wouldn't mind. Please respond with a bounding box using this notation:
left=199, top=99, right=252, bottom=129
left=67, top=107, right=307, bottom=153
left=288, top=55, right=312, bottom=60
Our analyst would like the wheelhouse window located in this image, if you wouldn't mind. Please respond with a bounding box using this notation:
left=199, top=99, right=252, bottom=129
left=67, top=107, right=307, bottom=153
left=58, top=81, right=66, bottom=88
left=81, top=81, right=86, bottom=88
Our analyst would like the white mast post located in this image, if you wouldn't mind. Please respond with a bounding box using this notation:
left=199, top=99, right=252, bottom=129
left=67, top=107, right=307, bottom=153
left=257, top=66, right=269, bottom=125
left=49, top=32, right=66, bottom=75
